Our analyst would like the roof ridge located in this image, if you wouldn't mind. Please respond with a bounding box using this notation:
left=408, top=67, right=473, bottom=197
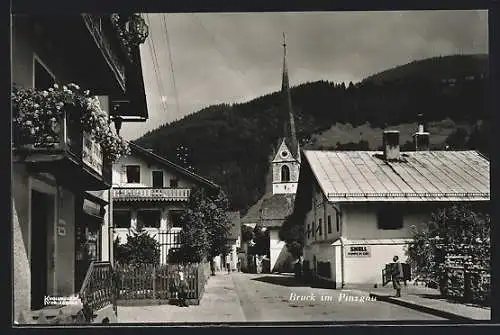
left=128, top=142, right=220, bottom=190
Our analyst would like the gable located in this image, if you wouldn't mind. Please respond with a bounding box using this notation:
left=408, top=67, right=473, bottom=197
left=272, top=139, right=297, bottom=163
left=112, top=154, right=195, bottom=189
left=112, top=143, right=219, bottom=191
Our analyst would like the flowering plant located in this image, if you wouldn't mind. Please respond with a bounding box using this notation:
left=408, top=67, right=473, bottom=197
left=110, top=13, right=149, bottom=59
left=12, top=83, right=130, bottom=163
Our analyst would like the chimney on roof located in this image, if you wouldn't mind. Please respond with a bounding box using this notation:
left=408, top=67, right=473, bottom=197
left=413, top=113, right=430, bottom=151
left=383, top=130, right=400, bottom=161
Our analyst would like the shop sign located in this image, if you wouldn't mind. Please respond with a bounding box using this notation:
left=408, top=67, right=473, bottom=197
left=83, top=199, right=102, bottom=217
left=345, top=245, right=371, bottom=257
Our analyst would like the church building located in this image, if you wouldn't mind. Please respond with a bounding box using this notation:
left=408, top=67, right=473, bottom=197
left=258, top=34, right=300, bottom=273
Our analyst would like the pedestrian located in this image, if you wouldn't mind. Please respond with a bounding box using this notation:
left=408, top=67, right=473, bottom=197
left=391, top=255, right=404, bottom=297
left=210, top=259, right=216, bottom=276
left=177, top=270, right=189, bottom=307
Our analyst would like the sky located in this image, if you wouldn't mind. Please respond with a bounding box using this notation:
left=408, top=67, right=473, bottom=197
left=121, top=10, right=489, bottom=141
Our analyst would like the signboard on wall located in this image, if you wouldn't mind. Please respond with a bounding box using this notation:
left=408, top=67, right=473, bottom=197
left=345, top=245, right=371, bottom=257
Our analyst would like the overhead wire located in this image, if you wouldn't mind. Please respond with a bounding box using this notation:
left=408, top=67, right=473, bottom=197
left=161, top=13, right=181, bottom=117
left=190, top=13, right=249, bottom=92
left=144, top=13, right=169, bottom=115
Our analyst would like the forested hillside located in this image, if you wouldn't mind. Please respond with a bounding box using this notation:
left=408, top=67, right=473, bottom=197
left=135, top=54, right=489, bottom=214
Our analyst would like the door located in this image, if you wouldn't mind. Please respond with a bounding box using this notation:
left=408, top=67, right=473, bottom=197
left=75, top=213, right=101, bottom=291
left=30, top=190, right=49, bottom=310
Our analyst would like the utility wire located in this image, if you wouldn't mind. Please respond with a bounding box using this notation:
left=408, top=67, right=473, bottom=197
left=161, top=13, right=181, bottom=117
left=191, top=13, right=249, bottom=91
left=144, top=13, right=169, bottom=114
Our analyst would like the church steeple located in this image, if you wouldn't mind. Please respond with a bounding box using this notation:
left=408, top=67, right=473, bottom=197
left=270, top=33, right=300, bottom=196
left=281, top=33, right=299, bottom=159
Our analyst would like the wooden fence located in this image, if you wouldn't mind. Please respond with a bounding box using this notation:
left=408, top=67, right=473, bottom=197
left=114, top=262, right=210, bottom=305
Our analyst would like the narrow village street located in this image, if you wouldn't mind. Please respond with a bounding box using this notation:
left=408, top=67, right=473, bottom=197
left=117, top=272, right=445, bottom=323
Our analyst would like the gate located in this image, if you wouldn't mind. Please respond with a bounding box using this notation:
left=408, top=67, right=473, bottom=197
left=157, top=230, right=182, bottom=264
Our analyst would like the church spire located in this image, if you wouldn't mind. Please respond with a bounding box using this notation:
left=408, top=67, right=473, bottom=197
left=281, top=33, right=298, bottom=159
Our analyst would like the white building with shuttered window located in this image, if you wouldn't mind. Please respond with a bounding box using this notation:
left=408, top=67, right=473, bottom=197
left=111, top=142, right=220, bottom=264
left=294, top=129, right=490, bottom=288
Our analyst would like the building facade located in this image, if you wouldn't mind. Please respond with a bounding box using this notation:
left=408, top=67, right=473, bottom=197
left=12, top=14, right=149, bottom=322
left=111, top=143, right=220, bottom=264
left=295, top=128, right=490, bottom=288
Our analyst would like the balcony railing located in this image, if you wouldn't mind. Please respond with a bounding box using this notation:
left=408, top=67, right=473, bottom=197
left=112, top=188, right=191, bottom=202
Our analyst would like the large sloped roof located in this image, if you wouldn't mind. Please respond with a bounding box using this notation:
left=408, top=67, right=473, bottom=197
left=260, top=194, right=295, bottom=227
left=304, top=150, right=490, bottom=202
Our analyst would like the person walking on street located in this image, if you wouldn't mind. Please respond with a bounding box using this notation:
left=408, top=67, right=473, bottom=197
left=391, top=255, right=404, bottom=297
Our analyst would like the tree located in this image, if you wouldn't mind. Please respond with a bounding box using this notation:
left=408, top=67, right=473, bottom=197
left=251, top=224, right=270, bottom=256
left=206, top=190, right=233, bottom=259
left=178, top=188, right=210, bottom=263
left=467, top=120, right=490, bottom=157
left=279, top=212, right=304, bottom=259
left=445, top=127, right=468, bottom=149
left=178, top=188, right=232, bottom=263
left=406, top=203, right=490, bottom=293
left=241, top=225, right=255, bottom=243
left=113, top=224, right=161, bottom=265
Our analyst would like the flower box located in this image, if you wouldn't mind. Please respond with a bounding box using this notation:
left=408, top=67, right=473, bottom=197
left=12, top=83, right=130, bottom=164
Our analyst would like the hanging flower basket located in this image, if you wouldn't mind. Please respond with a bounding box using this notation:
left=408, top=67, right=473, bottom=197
left=110, top=13, right=149, bottom=58
left=12, top=83, right=130, bottom=163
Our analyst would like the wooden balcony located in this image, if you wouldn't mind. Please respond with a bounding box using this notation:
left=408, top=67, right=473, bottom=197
left=12, top=107, right=112, bottom=191
left=112, top=188, right=191, bottom=202
left=81, top=14, right=127, bottom=92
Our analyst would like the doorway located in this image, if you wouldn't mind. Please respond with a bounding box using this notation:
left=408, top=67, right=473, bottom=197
left=75, top=213, right=102, bottom=291
left=30, top=190, right=51, bottom=310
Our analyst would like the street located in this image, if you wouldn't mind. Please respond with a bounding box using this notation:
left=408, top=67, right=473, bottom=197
left=231, top=272, right=444, bottom=322
left=117, top=272, right=445, bottom=323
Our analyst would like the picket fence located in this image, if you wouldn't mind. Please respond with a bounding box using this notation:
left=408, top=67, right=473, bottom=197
left=114, top=262, right=211, bottom=305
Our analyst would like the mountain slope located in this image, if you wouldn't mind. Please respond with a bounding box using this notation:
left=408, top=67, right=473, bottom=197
left=135, top=54, right=489, bottom=214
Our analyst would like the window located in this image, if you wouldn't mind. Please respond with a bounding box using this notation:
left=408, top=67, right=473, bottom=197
left=336, top=213, right=340, bottom=232
left=34, top=57, right=55, bottom=89
left=307, top=224, right=311, bottom=239
left=327, top=215, right=332, bottom=234
left=377, top=205, right=403, bottom=230
left=169, top=210, right=183, bottom=228
left=113, top=211, right=131, bottom=228
left=137, top=209, right=161, bottom=228
left=170, top=178, right=179, bottom=188
left=312, top=221, right=315, bottom=237
left=281, top=165, right=290, bottom=182
left=126, top=165, right=140, bottom=183
left=318, top=218, right=322, bottom=236
left=152, top=171, right=164, bottom=188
